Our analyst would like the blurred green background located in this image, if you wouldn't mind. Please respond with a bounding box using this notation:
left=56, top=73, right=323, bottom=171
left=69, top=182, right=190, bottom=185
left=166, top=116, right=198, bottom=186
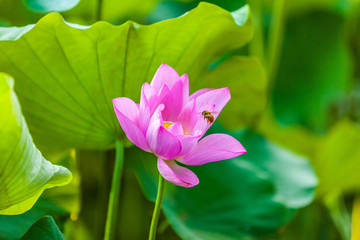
left=0, top=0, right=359, bottom=239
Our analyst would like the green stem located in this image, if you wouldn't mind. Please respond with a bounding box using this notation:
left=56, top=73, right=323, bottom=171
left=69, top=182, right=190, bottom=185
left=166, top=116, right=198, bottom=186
left=96, top=0, right=103, bottom=21
left=148, top=174, right=165, bottom=240
left=104, top=140, right=124, bottom=240
left=248, top=0, right=265, bottom=65
left=266, top=0, right=287, bottom=96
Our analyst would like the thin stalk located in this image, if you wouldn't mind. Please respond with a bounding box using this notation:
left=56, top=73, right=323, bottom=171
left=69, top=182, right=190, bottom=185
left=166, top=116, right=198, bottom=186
left=266, top=0, right=287, bottom=96
left=247, top=0, right=267, bottom=130
left=148, top=174, right=165, bottom=240
left=248, top=0, right=265, bottom=65
left=96, top=0, right=103, bottom=21
left=104, top=140, right=124, bottom=240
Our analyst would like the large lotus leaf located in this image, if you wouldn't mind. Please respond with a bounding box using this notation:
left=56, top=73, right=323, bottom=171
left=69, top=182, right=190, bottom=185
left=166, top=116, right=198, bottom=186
left=0, top=3, right=265, bottom=149
left=314, top=119, right=360, bottom=196
left=0, top=73, right=72, bottom=215
left=272, top=10, right=351, bottom=131
left=24, top=0, right=80, bottom=13
left=241, top=133, right=317, bottom=208
left=127, top=127, right=317, bottom=239
left=19, top=216, right=65, bottom=240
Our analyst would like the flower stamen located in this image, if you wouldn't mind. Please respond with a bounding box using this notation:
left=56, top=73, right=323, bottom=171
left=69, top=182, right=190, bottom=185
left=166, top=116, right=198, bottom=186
left=163, top=121, right=174, bottom=129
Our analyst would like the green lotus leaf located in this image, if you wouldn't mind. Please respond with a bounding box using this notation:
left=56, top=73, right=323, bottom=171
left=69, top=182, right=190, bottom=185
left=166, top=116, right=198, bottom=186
left=0, top=73, right=72, bottom=215
left=0, top=198, right=68, bottom=240
left=237, top=132, right=317, bottom=209
left=19, top=216, right=65, bottom=240
left=206, top=124, right=318, bottom=209
left=0, top=3, right=265, bottom=149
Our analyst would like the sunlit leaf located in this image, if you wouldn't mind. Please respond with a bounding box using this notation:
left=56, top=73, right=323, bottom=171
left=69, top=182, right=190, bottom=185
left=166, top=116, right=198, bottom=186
left=19, top=216, right=65, bottom=240
left=0, top=73, right=72, bottom=215
left=0, top=3, right=265, bottom=149
left=127, top=125, right=317, bottom=239
left=0, top=150, right=79, bottom=240
left=24, top=0, right=80, bottom=13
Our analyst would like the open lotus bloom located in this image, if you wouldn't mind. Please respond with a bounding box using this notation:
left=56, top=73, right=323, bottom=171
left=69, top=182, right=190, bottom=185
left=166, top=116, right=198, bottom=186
left=113, top=64, right=246, bottom=187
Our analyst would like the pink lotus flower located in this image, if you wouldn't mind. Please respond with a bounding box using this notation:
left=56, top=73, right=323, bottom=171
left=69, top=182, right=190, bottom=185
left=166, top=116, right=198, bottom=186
left=113, top=64, right=246, bottom=187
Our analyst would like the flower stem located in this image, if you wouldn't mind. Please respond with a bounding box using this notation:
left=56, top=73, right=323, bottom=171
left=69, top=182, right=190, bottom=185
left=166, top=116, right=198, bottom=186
left=104, top=140, right=124, bottom=240
left=149, top=174, right=165, bottom=240
left=96, top=0, right=103, bottom=21
left=248, top=0, right=265, bottom=65
left=267, top=0, right=287, bottom=96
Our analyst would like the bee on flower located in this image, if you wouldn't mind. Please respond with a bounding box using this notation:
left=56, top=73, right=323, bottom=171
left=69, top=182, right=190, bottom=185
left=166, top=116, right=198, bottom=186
left=201, top=110, right=215, bottom=124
